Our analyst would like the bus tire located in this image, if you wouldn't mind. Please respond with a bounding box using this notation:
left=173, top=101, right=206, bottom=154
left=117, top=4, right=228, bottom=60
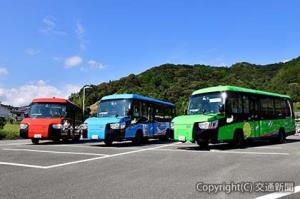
left=31, top=138, right=39, bottom=144
left=196, top=139, right=209, bottom=149
left=62, top=138, right=69, bottom=143
left=275, top=129, right=286, bottom=144
left=133, top=130, right=143, bottom=146
left=165, top=129, right=172, bottom=140
left=72, top=136, right=80, bottom=142
left=232, top=131, right=245, bottom=148
left=104, top=138, right=113, bottom=146
left=159, top=132, right=168, bottom=141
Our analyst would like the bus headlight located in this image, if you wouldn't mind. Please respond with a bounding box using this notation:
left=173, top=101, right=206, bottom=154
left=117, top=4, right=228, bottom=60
left=110, top=122, right=126, bottom=129
left=52, top=124, right=63, bottom=129
left=171, top=122, right=175, bottom=129
left=20, top=123, right=28, bottom=130
left=198, top=120, right=218, bottom=129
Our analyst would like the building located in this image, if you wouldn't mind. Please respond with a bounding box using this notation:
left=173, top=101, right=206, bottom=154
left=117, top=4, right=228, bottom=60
left=11, top=106, right=29, bottom=121
left=0, top=104, right=11, bottom=118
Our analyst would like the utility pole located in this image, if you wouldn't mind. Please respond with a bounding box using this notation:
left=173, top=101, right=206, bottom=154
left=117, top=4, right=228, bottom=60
left=82, top=86, right=91, bottom=117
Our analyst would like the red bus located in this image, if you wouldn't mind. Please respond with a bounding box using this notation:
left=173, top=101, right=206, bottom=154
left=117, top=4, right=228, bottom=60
left=20, top=98, right=83, bottom=144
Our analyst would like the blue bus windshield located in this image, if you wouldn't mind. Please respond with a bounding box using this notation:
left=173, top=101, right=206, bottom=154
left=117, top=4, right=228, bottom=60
left=97, top=99, right=132, bottom=117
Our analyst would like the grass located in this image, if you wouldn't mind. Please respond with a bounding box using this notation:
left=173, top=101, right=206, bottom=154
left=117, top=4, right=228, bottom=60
left=0, top=123, right=20, bottom=140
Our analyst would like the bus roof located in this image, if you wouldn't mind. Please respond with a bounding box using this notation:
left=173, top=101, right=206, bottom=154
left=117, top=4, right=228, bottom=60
left=192, top=85, right=291, bottom=99
left=101, top=94, right=175, bottom=106
left=32, top=98, right=81, bottom=109
left=32, top=98, right=68, bottom=103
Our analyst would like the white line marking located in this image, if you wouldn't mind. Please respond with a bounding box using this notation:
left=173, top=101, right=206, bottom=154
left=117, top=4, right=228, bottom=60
left=44, top=156, right=109, bottom=169
left=0, top=143, right=179, bottom=169
left=153, top=148, right=289, bottom=156
left=2, top=148, right=107, bottom=156
left=0, top=142, right=28, bottom=146
left=252, top=146, right=282, bottom=149
left=58, top=144, right=142, bottom=150
left=255, top=185, right=300, bottom=199
left=0, top=161, right=46, bottom=169
left=44, top=142, right=180, bottom=169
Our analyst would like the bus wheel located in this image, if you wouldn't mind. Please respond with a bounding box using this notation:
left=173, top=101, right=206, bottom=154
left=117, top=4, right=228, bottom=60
left=232, top=131, right=245, bottom=148
left=31, top=138, right=39, bottom=144
left=62, top=138, right=69, bottom=143
left=133, top=131, right=143, bottom=146
left=159, top=135, right=168, bottom=142
left=72, top=136, right=80, bottom=142
left=275, top=129, right=286, bottom=144
left=196, top=139, right=209, bottom=149
left=104, top=138, right=113, bottom=146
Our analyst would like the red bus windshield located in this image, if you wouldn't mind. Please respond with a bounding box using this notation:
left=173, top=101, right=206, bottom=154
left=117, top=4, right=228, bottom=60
left=29, top=103, right=66, bottom=118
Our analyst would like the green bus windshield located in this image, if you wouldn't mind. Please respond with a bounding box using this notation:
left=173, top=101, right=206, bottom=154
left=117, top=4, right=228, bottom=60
left=188, top=92, right=224, bottom=115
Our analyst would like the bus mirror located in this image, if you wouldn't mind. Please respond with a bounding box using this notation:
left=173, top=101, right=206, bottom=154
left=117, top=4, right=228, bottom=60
left=219, top=104, right=225, bottom=113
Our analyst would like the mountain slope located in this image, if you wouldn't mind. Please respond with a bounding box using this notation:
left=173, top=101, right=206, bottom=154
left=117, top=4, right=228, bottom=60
left=69, top=57, right=300, bottom=115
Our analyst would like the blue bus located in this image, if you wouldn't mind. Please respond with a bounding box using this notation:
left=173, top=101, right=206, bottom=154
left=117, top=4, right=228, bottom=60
left=82, top=94, right=175, bottom=145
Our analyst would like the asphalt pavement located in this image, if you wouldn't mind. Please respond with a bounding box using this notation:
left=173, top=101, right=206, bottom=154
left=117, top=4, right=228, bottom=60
left=0, top=136, right=300, bottom=199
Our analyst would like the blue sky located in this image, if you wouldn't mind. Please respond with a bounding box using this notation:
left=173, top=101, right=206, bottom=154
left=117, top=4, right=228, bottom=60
left=0, top=0, right=300, bottom=106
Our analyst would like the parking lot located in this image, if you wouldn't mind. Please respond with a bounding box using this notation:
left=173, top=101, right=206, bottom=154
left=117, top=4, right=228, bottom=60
left=0, top=136, right=300, bottom=199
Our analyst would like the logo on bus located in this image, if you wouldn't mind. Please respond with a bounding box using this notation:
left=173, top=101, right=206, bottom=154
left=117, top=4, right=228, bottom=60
left=243, top=122, right=252, bottom=138
left=268, top=121, right=273, bottom=127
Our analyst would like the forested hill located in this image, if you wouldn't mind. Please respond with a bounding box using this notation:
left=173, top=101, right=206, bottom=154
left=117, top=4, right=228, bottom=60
left=69, top=57, right=300, bottom=115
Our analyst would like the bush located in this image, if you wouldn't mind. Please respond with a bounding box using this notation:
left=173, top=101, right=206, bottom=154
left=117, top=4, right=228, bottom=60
left=0, top=117, right=6, bottom=129
left=0, top=123, right=20, bottom=140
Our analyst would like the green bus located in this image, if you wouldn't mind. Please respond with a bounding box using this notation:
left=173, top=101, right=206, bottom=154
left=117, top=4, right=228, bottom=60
left=172, top=85, right=295, bottom=148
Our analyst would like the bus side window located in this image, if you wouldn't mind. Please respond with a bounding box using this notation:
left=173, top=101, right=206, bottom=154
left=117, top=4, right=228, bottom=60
left=260, top=97, right=274, bottom=119
left=132, top=101, right=141, bottom=118
left=242, top=95, right=250, bottom=114
left=226, top=93, right=243, bottom=114
left=141, top=102, right=149, bottom=122
left=249, top=96, right=259, bottom=119
left=275, top=99, right=285, bottom=119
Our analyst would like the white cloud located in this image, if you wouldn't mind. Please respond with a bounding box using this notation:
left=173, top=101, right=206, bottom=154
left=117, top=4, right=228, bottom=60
left=40, top=16, right=67, bottom=35
left=75, top=21, right=88, bottom=50
left=64, top=56, right=82, bottom=68
left=0, top=67, right=8, bottom=76
left=88, top=60, right=105, bottom=69
left=76, top=21, right=85, bottom=35
left=25, top=48, right=40, bottom=56
left=0, top=80, right=81, bottom=106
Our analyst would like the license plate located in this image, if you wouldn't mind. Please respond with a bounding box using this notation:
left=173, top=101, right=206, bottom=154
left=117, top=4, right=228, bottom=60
left=179, top=136, right=186, bottom=142
left=34, top=134, right=42, bottom=138
left=92, top=135, right=98, bottom=139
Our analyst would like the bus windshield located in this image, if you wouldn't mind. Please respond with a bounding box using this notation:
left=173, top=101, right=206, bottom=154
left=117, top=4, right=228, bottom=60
left=188, top=92, right=224, bottom=115
left=98, top=99, right=132, bottom=117
left=29, top=103, right=66, bottom=118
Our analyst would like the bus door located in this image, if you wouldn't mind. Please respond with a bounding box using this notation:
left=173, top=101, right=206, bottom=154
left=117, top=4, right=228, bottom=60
left=153, top=105, right=163, bottom=137
left=141, top=102, right=154, bottom=137
left=148, top=105, right=155, bottom=137
left=248, top=96, right=260, bottom=138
